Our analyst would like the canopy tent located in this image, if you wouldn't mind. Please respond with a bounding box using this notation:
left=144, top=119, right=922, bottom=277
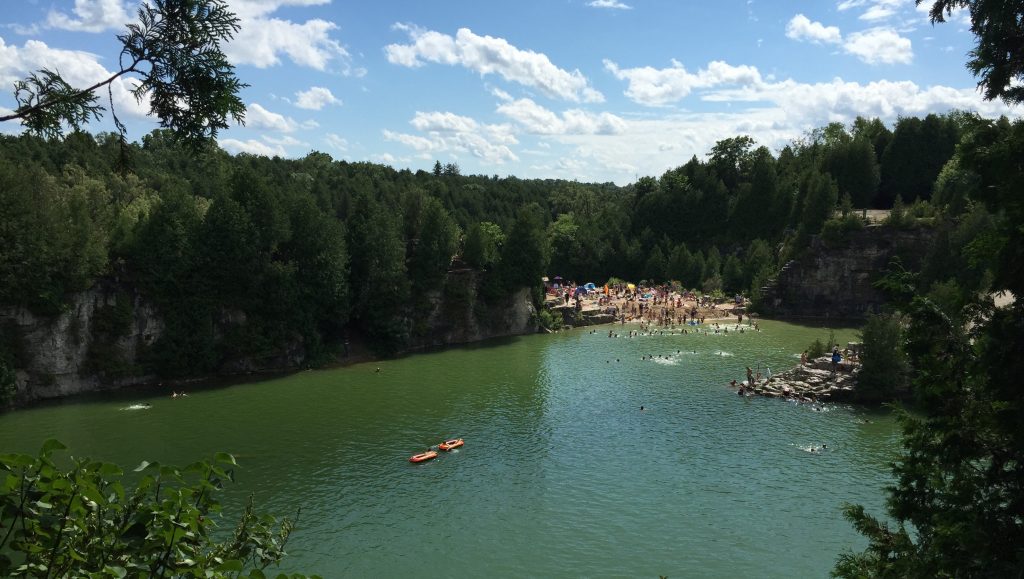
left=583, top=282, right=597, bottom=291
left=627, top=283, right=636, bottom=290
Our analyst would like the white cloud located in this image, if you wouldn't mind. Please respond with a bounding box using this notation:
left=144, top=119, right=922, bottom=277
left=491, top=87, right=514, bottom=102
left=604, top=58, right=762, bottom=106
left=785, top=14, right=913, bottom=65
left=785, top=14, right=842, bottom=44
left=703, top=77, right=1014, bottom=123
left=384, top=110, right=520, bottom=165
left=218, top=138, right=287, bottom=157
left=246, top=103, right=298, bottom=132
left=227, top=18, right=358, bottom=73
left=262, top=134, right=304, bottom=147
left=42, top=0, right=362, bottom=76
left=410, top=111, right=481, bottom=134
left=385, top=24, right=603, bottom=103
left=325, top=133, right=349, bottom=152
left=496, top=98, right=628, bottom=135
left=588, top=0, right=633, bottom=9
left=860, top=3, right=898, bottom=21
left=46, top=0, right=132, bottom=33
left=294, top=86, right=341, bottom=110
left=219, top=1, right=363, bottom=76
left=844, top=27, right=913, bottom=65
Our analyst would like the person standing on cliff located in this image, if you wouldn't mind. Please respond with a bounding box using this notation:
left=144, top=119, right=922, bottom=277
left=801, top=350, right=808, bottom=366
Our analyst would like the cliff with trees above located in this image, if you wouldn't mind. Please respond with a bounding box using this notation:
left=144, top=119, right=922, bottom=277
left=0, top=104, right=1000, bottom=407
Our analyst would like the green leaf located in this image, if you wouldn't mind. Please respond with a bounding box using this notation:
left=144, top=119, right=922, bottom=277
left=98, top=462, right=123, bottom=477
left=133, top=460, right=152, bottom=472
left=0, top=453, right=36, bottom=468
left=40, top=439, right=67, bottom=456
left=214, top=452, right=237, bottom=466
left=216, top=559, right=244, bottom=572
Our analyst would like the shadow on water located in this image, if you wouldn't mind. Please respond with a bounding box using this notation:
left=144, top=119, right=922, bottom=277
left=3, top=371, right=294, bottom=414
left=4, top=334, right=531, bottom=415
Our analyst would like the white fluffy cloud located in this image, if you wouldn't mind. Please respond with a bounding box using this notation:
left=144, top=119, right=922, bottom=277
left=218, top=138, right=288, bottom=157
left=496, top=98, right=627, bottom=135
left=42, top=0, right=360, bottom=75
left=227, top=18, right=358, bottom=74
left=785, top=14, right=914, bottom=66
left=294, top=86, right=341, bottom=110
left=46, top=0, right=132, bottom=33
left=384, top=110, right=519, bottom=165
left=604, top=58, right=762, bottom=106
left=385, top=24, right=603, bottom=103
left=844, top=27, right=913, bottom=64
left=858, top=0, right=902, bottom=21
left=785, top=14, right=841, bottom=44
left=246, top=103, right=299, bottom=132
left=703, top=77, right=1014, bottom=123
left=325, top=133, right=349, bottom=152
left=588, top=0, right=632, bottom=9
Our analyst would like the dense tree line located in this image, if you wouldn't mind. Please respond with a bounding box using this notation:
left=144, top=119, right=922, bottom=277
left=0, top=107, right=985, bottom=377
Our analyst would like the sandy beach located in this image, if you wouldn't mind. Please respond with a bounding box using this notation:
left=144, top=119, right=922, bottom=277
left=544, top=283, right=748, bottom=327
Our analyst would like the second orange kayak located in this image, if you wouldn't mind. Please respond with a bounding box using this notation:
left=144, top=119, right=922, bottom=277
left=439, top=438, right=464, bottom=451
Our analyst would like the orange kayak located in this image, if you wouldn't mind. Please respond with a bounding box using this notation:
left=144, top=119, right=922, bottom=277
left=439, top=438, right=464, bottom=451
left=409, top=450, right=438, bottom=463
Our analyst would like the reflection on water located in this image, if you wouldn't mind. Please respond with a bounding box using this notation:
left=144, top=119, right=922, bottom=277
left=0, top=320, right=898, bottom=577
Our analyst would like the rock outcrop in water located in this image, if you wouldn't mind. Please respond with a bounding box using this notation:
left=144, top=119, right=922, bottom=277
left=739, top=357, right=861, bottom=402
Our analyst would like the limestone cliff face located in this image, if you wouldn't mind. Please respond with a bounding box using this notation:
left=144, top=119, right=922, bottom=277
left=2, top=270, right=536, bottom=407
left=408, top=268, right=538, bottom=349
left=761, top=226, right=935, bottom=319
left=1, top=281, right=163, bottom=406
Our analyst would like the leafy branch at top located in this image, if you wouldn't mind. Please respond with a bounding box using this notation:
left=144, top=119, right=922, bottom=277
left=0, top=0, right=247, bottom=148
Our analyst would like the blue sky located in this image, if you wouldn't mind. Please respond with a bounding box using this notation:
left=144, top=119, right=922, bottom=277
left=1, top=0, right=1020, bottom=184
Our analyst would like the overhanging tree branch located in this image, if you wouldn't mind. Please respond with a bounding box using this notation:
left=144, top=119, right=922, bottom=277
left=1, top=0, right=247, bottom=148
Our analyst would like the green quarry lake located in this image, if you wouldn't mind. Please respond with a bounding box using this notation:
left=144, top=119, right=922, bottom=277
left=0, top=320, right=900, bottom=577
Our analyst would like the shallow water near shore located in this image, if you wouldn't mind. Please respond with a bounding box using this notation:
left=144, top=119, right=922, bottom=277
left=0, top=319, right=899, bottom=577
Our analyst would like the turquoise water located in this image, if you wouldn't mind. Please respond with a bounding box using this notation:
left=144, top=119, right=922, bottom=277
left=0, top=320, right=898, bottom=577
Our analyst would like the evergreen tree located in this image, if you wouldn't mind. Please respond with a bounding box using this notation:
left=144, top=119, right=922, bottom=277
left=798, top=169, right=839, bottom=236
left=346, top=192, right=410, bottom=353
left=855, top=313, right=909, bottom=403
left=837, top=8, right=1024, bottom=569
left=463, top=221, right=503, bottom=270
left=722, top=254, right=745, bottom=293
left=643, top=246, right=667, bottom=283
left=668, top=244, right=693, bottom=285
left=408, top=197, right=460, bottom=289
left=495, top=204, right=549, bottom=298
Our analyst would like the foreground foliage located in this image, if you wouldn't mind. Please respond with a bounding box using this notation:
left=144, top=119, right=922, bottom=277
left=835, top=3, right=1024, bottom=570
left=0, top=440, right=316, bottom=578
